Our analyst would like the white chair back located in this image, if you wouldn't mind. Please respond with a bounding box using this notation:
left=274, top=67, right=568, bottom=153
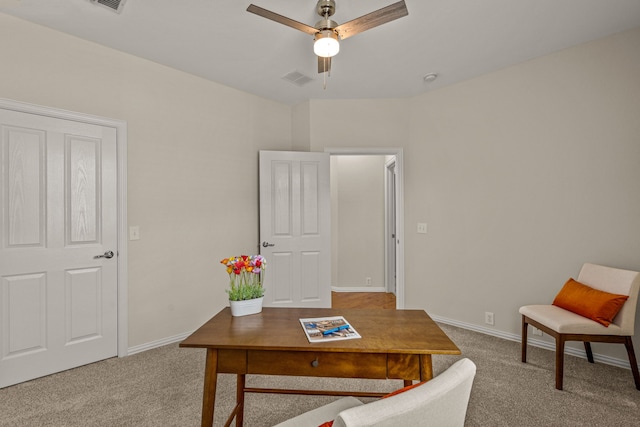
left=333, top=358, right=476, bottom=427
left=577, top=263, right=640, bottom=334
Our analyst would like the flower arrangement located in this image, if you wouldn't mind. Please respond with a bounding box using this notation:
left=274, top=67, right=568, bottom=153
left=220, top=255, right=267, bottom=301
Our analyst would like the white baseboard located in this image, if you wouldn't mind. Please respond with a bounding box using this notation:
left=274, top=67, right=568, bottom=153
left=331, top=286, right=387, bottom=293
left=127, top=331, right=192, bottom=356
left=430, top=314, right=637, bottom=371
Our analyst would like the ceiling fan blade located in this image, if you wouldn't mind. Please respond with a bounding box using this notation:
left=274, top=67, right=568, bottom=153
left=334, top=0, right=408, bottom=40
left=318, top=56, right=332, bottom=74
left=247, top=4, right=318, bottom=36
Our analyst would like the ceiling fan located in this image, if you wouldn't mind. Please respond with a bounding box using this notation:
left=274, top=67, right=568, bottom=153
left=247, top=0, right=409, bottom=74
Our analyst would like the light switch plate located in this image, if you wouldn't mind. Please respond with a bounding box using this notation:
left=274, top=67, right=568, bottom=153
left=129, top=226, right=140, bottom=240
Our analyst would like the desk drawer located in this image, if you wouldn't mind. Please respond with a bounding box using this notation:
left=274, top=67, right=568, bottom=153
left=248, top=351, right=387, bottom=379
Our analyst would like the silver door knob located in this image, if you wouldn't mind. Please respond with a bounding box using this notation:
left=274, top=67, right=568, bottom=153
left=262, top=241, right=275, bottom=248
left=94, top=250, right=115, bottom=259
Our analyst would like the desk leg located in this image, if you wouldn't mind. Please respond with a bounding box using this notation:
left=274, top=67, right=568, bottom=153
left=419, top=354, right=433, bottom=381
left=236, top=374, right=245, bottom=427
left=201, top=349, right=218, bottom=427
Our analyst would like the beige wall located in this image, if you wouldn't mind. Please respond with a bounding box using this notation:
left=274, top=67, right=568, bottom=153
left=291, top=101, right=311, bottom=151
left=309, top=98, right=411, bottom=150
left=3, top=10, right=640, bottom=364
left=330, top=155, right=386, bottom=288
left=0, top=13, right=292, bottom=347
left=307, top=27, right=640, bottom=361
left=406, top=27, right=640, bottom=362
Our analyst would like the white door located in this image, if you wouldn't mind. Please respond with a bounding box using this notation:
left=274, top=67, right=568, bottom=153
left=259, top=151, right=331, bottom=308
left=0, top=108, right=118, bottom=388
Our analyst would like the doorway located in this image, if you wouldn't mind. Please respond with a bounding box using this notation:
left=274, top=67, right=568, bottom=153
left=326, top=148, right=404, bottom=309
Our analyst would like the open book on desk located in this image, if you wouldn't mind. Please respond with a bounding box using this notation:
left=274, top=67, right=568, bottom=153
left=299, top=316, right=361, bottom=343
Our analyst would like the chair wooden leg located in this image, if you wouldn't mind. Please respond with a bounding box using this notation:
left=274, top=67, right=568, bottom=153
left=521, top=316, right=528, bottom=363
left=584, top=342, right=594, bottom=363
left=555, top=336, right=566, bottom=390
left=623, top=337, right=640, bottom=390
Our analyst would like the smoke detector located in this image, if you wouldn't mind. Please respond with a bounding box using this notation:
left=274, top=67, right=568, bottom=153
left=423, top=73, right=438, bottom=83
left=90, top=0, right=127, bottom=14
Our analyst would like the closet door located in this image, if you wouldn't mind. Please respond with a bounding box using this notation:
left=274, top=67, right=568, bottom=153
left=0, top=107, right=118, bottom=388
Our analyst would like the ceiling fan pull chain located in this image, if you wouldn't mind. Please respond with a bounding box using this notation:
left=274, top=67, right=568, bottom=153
left=323, top=60, right=327, bottom=90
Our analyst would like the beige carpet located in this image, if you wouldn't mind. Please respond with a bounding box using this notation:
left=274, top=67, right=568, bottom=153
left=1, top=323, right=638, bottom=426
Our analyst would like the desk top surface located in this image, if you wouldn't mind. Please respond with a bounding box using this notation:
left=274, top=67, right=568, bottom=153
left=180, top=307, right=460, bottom=355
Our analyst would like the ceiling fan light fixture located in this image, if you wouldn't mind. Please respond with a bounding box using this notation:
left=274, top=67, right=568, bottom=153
left=314, top=30, right=340, bottom=58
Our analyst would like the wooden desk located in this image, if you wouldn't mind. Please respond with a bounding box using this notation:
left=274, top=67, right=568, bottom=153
left=180, top=307, right=460, bottom=427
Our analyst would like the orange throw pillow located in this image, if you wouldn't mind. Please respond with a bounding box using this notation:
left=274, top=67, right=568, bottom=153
left=318, top=422, right=333, bottom=427
left=552, top=278, right=628, bottom=326
left=382, top=381, right=425, bottom=399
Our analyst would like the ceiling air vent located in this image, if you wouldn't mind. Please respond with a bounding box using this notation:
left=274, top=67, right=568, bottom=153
left=282, top=71, right=313, bottom=87
left=91, top=0, right=127, bottom=14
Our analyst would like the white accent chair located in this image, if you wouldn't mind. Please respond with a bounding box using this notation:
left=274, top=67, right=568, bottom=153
left=273, top=358, right=476, bottom=427
left=520, top=263, right=640, bottom=390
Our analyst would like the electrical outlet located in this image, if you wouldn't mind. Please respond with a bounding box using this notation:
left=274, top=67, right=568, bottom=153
left=365, top=277, right=372, bottom=286
left=532, top=326, right=543, bottom=336
left=484, top=312, right=494, bottom=326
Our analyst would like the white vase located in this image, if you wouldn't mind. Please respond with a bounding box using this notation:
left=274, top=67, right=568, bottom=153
left=229, top=297, right=264, bottom=317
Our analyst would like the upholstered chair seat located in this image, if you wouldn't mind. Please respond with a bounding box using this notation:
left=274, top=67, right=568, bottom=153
left=520, top=305, right=626, bottom=336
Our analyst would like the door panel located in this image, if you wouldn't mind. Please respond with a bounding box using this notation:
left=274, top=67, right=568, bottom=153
left=0, top=108, right=118, bottom=388
left=67, top=135, right=100, bottom=244
left=5, top=126, right=45, bottom=247
left=271, top=252, right=294, bottom=303
left=300, top=250, right=320, bottom=301
left=66, top=267, right=102, bottom=344
left=301, top=162, right=319, bottom=234
left=259, top=151, right=331, bottom=308
left=2, top=273, right=47, bottom=358
left=273, top=161, right=292, bottom=235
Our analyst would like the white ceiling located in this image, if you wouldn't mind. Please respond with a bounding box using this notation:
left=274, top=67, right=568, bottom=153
left=2, top=0, right=640, bottom=105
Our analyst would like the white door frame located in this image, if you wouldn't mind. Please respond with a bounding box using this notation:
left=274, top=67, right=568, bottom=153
left=384, top=157, right=397, bottom=296
left=325, top=147, right=405, bottom=309
left=0, top=98, right=128, bottom=357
